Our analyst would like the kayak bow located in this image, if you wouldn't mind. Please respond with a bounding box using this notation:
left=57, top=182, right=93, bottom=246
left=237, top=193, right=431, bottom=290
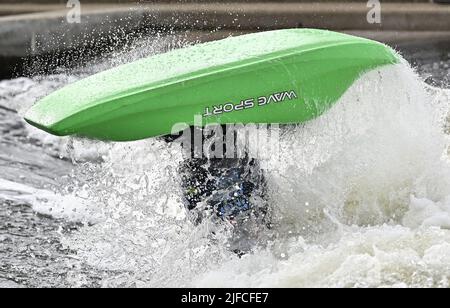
left=25, top=29, right=400, bottom=141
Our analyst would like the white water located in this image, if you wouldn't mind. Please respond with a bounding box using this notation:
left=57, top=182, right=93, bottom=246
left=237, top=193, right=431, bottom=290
left=2, top=55, right=450, bottom=287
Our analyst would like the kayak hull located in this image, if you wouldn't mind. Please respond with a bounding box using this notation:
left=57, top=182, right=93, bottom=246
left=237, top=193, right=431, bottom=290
left=25, top=29, right=400, bottom=141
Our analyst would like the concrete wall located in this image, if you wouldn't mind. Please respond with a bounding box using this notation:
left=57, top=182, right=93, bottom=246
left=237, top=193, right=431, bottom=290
left=1, top=2, right=449, bottom=56
left=0, top=0, right=449, bottom=78
left=0, top=0, right=435, bottom=3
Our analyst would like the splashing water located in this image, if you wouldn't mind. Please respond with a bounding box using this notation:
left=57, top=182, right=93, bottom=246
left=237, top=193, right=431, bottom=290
left=1, top=41, right=450, bottom=287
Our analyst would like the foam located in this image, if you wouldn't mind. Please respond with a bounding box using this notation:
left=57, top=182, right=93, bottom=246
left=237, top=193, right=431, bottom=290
left=5, top=50, right=450, bottom=287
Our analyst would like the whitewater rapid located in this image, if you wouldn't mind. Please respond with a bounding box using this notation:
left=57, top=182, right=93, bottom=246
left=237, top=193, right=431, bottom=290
left=1, top=51, right=450, bottom=287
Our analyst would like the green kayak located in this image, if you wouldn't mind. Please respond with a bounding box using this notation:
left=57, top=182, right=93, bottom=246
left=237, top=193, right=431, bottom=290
left=25, top=29, right=400, bottom=141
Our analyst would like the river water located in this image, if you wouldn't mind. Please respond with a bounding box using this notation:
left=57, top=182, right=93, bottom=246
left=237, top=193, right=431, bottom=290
left=0, top=35, right=450, bottom=288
